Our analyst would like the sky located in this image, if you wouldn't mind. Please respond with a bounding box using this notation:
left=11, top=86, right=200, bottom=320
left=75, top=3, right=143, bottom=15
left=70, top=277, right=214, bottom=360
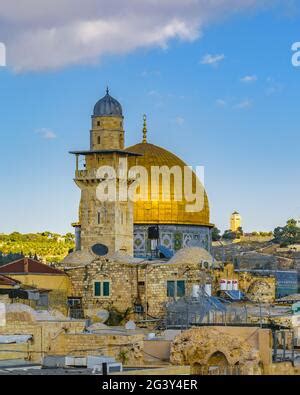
left=0, top=0, right=300, bottom=234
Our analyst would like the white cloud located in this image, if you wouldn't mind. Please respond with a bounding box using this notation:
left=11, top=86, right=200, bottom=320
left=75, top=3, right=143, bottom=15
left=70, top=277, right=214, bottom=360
left=36, top=128, right=57, bottom=139
left=200, top=54, right=225, bottom=66
left=240, top=75, right=257, bottom=83
left=216, top=99, right=227, bottom=107
left=234, top=99, right=252, bottom=109
left=0, top=0, right=274, bottom=72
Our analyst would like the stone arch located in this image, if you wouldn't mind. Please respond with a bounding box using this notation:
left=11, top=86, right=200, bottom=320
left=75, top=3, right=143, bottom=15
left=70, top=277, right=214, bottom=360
left=202, top=346, right=237, bottom=366
left=192, top=351, right=232, bottom=375
left=170, top=327, right=261, bottom=375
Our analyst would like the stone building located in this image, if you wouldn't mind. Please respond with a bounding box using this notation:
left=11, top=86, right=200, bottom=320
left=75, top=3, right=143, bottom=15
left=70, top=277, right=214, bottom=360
left=63, top=247, right=214, bottom=319
left=62, top=249, right=276, bottom=319
left=69, top=89, right=213, bottom=259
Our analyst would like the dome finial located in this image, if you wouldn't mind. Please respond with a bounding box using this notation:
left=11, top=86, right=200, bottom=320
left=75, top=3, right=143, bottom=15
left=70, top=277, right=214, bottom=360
left=106, top=86, right=109, bottom=95
left=142, top=114, right=147, bottom=143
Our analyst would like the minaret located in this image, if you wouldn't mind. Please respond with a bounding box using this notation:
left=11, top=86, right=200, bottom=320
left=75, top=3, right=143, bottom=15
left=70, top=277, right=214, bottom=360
left=230, top=211, right=241, bottom=232
left=90, top=87, right=124, bottom=150
left=70, top=89, right=139, bottom=256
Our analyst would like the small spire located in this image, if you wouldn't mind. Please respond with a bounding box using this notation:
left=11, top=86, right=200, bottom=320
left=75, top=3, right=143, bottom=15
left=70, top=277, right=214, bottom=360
left=106, top=86, right=109, bottom=95
left=142, top=114, right=147, bottom=143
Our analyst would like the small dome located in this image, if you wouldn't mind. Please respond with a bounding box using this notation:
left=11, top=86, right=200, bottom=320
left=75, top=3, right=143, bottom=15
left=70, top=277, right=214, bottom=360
left=168, top=247, right=213, bottom=266
left=93, top=88, right=123, bottom=117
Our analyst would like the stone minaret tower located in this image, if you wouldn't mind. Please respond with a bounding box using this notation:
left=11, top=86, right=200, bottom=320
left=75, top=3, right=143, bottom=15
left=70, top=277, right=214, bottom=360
left=70, top=88, right=139, bottom=256
left=230, top=211, right=241, bottom=232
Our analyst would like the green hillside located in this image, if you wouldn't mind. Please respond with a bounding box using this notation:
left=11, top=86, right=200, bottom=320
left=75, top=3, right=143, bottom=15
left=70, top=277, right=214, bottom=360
left=0, top=232, right=75, bottom=264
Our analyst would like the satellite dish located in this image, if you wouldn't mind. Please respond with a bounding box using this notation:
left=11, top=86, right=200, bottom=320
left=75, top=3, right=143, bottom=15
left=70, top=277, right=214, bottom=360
left=91, top=243, right=109, bottom=256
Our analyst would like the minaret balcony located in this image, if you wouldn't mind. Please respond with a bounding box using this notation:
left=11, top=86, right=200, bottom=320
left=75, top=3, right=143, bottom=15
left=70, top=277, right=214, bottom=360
left=75, top=169, right=99, bottom=180
left=75, top=169, right=136, bottom=183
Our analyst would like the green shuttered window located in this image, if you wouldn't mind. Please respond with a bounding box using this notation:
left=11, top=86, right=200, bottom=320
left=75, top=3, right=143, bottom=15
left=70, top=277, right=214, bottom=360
left=103, top=281, right=110, bottom=297
left=94, top=281, right=110, bottom=297
left=94, top=281, right=101, bottom=297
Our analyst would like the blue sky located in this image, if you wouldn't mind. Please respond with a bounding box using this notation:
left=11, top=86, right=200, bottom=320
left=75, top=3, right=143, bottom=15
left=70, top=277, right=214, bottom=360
left=0, top=1, right=300, bottom=234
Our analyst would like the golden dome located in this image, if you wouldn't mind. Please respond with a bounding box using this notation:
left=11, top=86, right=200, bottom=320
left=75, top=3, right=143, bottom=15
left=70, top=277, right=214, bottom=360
left=126, top=141, right=211, bottom=226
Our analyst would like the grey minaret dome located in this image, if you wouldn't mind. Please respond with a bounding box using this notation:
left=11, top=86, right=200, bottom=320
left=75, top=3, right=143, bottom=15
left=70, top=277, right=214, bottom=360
left=93, top=87, right=123, bottom=117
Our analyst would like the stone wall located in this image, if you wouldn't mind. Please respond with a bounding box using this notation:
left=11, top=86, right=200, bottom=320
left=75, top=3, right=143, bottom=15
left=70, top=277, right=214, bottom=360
left=264, top=362, right=297, bottom=375
left=66, top=259, right=138, bottom=317
left=238, top=272, right=275, bottom=303
left=137, top=261, right=211, bottom=317
left=0, top=306, right=143, bottom=365
left=49, top=332, right=144, bottom=365
left=0, top=316, right=84, bottom=362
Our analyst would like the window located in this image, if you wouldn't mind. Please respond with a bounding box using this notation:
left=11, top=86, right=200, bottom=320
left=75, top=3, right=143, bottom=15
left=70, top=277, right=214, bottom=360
left=167, top=281, right=175, bottom=297
left=94, top=281, right=101, bottom=297
left=94, top=281, right=110, bottom=297
left=177, top=280, right=185, bottom=297
left=167, top=280, right=185, bottom=298
left=97, top=212, right=101, bottom=224
left=97, top=121, right=100, bottom=127
left=67, top=297, right=82, bottom=309
left=103, top=281, right=110, bottom=297
left=97, top=136, right=101, bottom=144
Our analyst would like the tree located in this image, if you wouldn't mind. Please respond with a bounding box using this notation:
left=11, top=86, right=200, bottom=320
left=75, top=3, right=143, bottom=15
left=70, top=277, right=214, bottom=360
left=222, top=230, right=236, bottom=240
left=212, top=227, right=221, bottom=241
left=65, top=232, right=75, bottom=243
left=273, top=219, right=300, bottom=247
left=236, top=226, right=244, bottom=238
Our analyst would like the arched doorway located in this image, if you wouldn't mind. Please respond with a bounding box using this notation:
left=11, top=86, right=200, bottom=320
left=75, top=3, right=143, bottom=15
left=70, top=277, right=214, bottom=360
left=192, top=351, right=229, bottom=375
left=207, top=351, right=229, bottom=374
left=207, top=351, right=229, bottom=367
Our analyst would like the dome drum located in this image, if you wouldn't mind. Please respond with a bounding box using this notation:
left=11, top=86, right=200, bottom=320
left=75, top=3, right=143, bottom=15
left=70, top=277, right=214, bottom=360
left=134, top=224, right=212, bottom=257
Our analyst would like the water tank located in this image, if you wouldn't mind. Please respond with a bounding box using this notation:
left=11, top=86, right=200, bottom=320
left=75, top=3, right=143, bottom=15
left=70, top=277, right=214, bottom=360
left=220, top=279, right=227, bottom=291
left=192, top=284, right=200, bottom=297
left=232, top=280, right=238, bottom=291
left=205, top=284, right=212, bottom=296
